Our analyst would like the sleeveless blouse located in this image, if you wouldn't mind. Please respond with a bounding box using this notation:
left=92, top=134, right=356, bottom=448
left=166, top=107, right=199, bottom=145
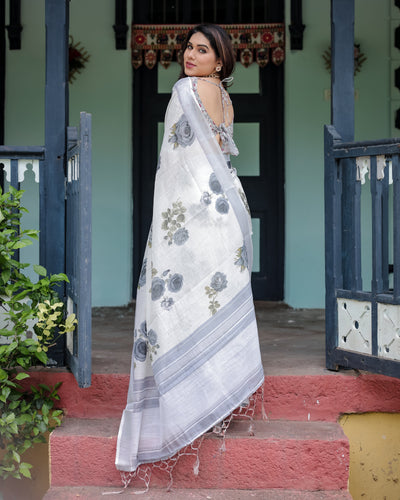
left=191, top=77, right=239, bottom=157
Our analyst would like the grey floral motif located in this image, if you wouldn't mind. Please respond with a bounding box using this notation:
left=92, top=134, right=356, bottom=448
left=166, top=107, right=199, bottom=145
left=173, top=227, right=189, bottom=246
left=201, top=176, right=229, bottom=215
left=147, top=225, right=153, bottom=248
left=134, top=337, right=148, bottom=362
left=235, top=245, right=248, bottom=272
left=161, top=297, right=174, bottom=310
left=150, top=268, right=183, bottom=307
left=215, top=197, right=230, bottom=214
left=168, top=273, right=183, bottom=293
left=169, top=114, right=195, bottom=148
left=205, top=272, right=228, bottom=316
left=140, top=321, right=147, bottom=335
left=209, top=173, right=222, bottom=194
left=138, top=258, right=147, bottom=289
left=200, top=192, right=212, bottom=205
left=133, top=322, right=160, bottom=363
left=147, top=329, right=158, bottom=346
left=151, top=277, right=166, bottom=301
left=211, top=272, right=228, bottom=292
left=161, top=201, right=188, bottom=246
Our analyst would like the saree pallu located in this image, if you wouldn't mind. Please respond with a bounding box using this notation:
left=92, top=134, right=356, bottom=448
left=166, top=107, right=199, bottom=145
left=115, top=77, right=264, bottom=473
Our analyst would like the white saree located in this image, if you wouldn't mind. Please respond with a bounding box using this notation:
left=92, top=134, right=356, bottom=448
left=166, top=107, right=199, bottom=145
left=115, top=77, right=264, bottom=474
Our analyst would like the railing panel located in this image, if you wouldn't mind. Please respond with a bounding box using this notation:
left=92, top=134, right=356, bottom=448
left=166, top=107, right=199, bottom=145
left=65, top=112, right=92, bottom=388
left=0, top=149, right=44, bottom=275
left=393, top=154, right=400, bottom=299
left=325, top=125, right=400, bottom=378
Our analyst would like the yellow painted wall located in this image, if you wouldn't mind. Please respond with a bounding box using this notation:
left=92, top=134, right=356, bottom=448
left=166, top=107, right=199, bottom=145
left=340, top=413, right=400, bottom=500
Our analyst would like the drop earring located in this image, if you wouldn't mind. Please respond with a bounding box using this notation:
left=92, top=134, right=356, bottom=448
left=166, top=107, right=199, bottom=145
left=208, top=66, right=222, bottom=78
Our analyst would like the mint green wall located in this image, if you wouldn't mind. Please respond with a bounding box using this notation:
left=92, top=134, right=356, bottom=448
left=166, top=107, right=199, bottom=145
left=284, top=0, right=391, bottom=308
left=69, top=0, right=133, bottom=306
left=5, top=0, right=133, bottom=306
left=4, top=0, right=393, bottom=308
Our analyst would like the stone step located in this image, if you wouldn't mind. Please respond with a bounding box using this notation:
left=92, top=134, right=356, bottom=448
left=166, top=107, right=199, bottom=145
left=28, top=369, right=400, bottom=421
left=44, top=486, right=353, bottom=499
left=49, top=418, right=349, bottom=491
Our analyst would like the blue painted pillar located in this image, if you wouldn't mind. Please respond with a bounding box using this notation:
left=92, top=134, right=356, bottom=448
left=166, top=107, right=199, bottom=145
left=331, top=0, right=354, bottom=141
left=40, top=0, right=69, bottom=365
left=40, top=0, right=68, bottom=275
left=331, top=0, right=356, bottom=290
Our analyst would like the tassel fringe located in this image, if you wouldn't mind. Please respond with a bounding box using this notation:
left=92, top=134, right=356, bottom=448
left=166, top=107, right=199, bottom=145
left=113, top=383, right=266, bottom=494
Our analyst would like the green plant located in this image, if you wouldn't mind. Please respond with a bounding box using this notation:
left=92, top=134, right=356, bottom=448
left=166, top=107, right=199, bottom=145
left=0, top=186, right=77, bottom=479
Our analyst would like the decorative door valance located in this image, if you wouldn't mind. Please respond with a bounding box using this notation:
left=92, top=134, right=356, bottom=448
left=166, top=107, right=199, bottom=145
left=131, top=23, right=285, bottom=70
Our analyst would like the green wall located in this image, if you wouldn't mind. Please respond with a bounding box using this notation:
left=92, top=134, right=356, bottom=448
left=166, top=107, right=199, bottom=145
left=69, top=0, right=133, bottom=306
left=5, top=0, right=133, bottom=306
left=284, top=0, right=391, bottom=308
left=4, top=0, right=393, bottom=308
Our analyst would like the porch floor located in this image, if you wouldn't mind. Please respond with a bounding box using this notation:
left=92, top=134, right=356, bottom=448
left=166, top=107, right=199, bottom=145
left=91, top=302, right=349, bottom=377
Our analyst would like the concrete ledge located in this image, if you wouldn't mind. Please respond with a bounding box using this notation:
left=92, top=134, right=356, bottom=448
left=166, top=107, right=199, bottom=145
left=44, top=486, right=353, bottom=499
left=26, top=370, right=400, bottom=421
left=49, top=418, right=349, bottom=490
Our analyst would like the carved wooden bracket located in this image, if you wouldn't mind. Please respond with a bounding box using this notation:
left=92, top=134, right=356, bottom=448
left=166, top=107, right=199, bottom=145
left=288, top=0, right=305, bottom=50
left=6, top=0, right=22, bottom=50
left=113, top=0, right=128, bottom=50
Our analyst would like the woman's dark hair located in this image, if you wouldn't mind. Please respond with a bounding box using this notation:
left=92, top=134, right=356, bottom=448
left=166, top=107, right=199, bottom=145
left=179, top=24, right=235, bottom=88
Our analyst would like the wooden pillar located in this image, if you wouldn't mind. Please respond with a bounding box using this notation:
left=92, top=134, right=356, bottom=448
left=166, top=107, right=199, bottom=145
left=40, top=0, right=68, bottom=274
left=331, top=0, right=354, bottom=141
left=331, top=0, right=356, bottom=290
left=40, top=0, right=69, bottom=364
left=0, top=0, right=5, bottom=190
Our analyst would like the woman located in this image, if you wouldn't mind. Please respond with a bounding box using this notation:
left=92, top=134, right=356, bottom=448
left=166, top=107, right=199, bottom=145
left=115, top=23, right=264, bottom=489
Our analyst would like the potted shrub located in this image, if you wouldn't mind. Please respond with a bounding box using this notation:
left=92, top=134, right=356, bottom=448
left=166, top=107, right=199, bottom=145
left=0, top=186, right=77, bottom=480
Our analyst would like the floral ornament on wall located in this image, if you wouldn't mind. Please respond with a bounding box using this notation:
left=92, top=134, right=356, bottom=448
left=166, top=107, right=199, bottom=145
left=69, top=36, right=90, bottom=83
left=322, top=43, right=366, bottom=76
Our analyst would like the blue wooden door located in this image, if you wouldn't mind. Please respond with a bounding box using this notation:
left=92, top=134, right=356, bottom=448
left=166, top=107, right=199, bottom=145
left=65, top=112, right=92, bottom=388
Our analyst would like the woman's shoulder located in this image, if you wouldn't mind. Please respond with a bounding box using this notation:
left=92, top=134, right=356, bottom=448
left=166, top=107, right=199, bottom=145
left=172, top=77, right=194, bottom=93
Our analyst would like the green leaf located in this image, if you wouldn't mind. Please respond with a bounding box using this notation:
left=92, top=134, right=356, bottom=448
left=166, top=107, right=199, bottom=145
left=19, top=462, right=32, bottom=479
left=34, top=350, right=47, bottom=364
left=22, top=229, right=39, bottom=239
left=33, top=264, right=47, bottom=277
left=1, top=269, right=11, bottom=284
left=0, top=329, right=14, bottom=337
left=11, top=239, right=32, bottom=250
left=0, top=387, right=11, bottom=402
left=49, top=273, right=69, bottom=283
left=15, top=372, right=30, bottom=381
left=12, top=450, right=20, bottom=463
left=9, top=423, right=18, bottom=434
left=5, top=412, right=15, bottom=423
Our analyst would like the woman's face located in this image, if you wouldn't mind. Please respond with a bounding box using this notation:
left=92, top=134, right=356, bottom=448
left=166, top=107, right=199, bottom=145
left=183, top=32, right=221, bottom=77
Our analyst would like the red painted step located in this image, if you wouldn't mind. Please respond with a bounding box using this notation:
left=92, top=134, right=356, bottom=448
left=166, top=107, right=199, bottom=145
left=49, top=418, right=349, bottom=491
left=44, top=486, right=353, bottom=499
left=28, top=370, right=400, bottom=421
